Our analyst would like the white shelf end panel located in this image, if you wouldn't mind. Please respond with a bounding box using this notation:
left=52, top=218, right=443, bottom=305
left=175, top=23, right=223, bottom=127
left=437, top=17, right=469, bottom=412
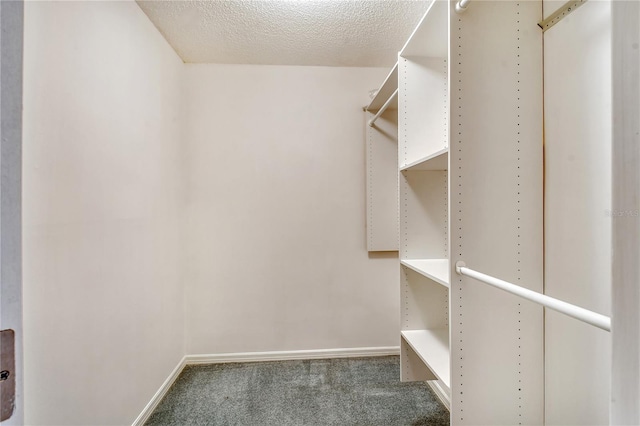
left=400, top=259, right=449, bottom=288
left=401, top=329, right=450, bottom=388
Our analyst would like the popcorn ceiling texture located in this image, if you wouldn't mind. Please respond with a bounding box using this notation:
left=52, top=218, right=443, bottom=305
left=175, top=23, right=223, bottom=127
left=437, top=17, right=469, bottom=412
left=136, top=0, right=429, bottom=67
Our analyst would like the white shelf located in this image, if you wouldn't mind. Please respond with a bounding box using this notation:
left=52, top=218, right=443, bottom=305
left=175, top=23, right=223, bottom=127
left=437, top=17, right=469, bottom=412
left=401, top=148, right=448, bottom=171
left=401, top=329, right=450, bottom=388
left=400, top=0, right=448, bottom=58
left=401, top=259, right=450, bottom=288
left=366, top=62, right=398, bottom=113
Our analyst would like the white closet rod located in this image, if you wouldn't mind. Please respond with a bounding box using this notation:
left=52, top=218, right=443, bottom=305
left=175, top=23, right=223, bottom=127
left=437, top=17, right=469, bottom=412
left=368, top=89, right=398, bottom=127
left=455, top=0, right=471, bottom=14
left=455, top=261, right=611, bottom=332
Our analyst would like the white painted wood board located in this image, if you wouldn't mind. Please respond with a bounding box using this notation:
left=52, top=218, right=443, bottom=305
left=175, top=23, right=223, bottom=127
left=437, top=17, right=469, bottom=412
left=400, top=170, right=448, bottom=260
left=401, top=335, right=438, bottom=382
left=611, top=1, right=640, bottom=423
left=400, top=148, right=448, bottom=172
left=400, top=266, right=448, bottom=383
left=366, top=109, right=399, bottom=251
left=401, top=329, right=450, bottom=388
left=401, top=259, right=449, bottom=288
left=401, top=267, right=449, bottom=332
left=543, top=1, right=612, bottom=424
left=449, top=1, right=544, bottom=424
left=398, top=56, right=448, bottom=169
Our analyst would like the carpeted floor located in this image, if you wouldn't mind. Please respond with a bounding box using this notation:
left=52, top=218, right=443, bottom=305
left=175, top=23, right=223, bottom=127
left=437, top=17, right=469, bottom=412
left=145, top=356, right=450, bottom=426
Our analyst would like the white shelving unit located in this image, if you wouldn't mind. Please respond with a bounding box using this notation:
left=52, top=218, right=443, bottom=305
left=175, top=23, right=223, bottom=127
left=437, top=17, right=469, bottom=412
left=397, top=0, right=450, bottom=404
left=368, top=0, right=545, bottom=423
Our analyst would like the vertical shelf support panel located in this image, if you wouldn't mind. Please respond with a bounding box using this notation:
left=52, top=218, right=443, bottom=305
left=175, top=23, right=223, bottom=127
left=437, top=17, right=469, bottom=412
left=449, top=1, right=544, bottom=424
left=611, top=0, right=640, bottom=423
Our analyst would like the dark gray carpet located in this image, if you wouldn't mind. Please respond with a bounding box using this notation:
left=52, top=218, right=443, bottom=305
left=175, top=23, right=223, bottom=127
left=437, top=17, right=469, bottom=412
left=145, top=356, right=450, bottom=426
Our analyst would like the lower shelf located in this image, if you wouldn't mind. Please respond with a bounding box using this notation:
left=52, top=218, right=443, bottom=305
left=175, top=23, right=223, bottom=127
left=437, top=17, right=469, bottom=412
left=401, top=329, right=450, bottom=388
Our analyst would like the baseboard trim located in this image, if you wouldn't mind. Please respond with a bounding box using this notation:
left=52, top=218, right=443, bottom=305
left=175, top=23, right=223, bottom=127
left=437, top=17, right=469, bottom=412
left=185, top=346, right=400, bottom=365
left=133, top=346, right=401, bottom=425
left=131, top=356, right=187, bottom=426
left=426, top=380, right=451, bottom=411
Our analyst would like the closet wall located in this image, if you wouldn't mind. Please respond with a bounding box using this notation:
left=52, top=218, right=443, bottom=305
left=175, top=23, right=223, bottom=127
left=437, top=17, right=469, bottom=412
left=543, top=1, right=612, bottom=424
left=23, top=1, right=186, bottom=424
left=183, top=64, right=399, bottom=355
left=21, top=4, right=400, bottom=423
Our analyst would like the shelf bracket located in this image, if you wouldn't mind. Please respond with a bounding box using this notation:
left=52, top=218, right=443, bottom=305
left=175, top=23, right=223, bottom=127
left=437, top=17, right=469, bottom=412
left=538, top=0, right=588, bottom=32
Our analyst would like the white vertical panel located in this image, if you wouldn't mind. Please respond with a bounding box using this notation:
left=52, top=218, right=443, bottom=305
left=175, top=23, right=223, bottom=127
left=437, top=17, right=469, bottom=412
left=543, top=1, right=612, bottom=424
left=366, top=110, right=399, bottom=251
left=401, top=268, right=449, bottom=331
left=611, top=1, right=640, bottom=423
left=400, top=170, right=448, bottom=260
left=398, top=57, right=448, bottom=168
left=449, top=1, right=544, bottom=424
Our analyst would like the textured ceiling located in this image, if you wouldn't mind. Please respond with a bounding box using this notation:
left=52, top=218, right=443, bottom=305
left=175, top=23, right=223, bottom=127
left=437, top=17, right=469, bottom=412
left=136, top=0, right=430, bottom=67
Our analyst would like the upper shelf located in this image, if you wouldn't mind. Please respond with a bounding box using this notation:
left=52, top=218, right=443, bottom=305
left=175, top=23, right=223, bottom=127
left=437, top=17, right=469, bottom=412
left=366, top=62, right=398, bottom=113
left=400, top=0, right=448, bottom=58
left=401, top=148, right=448, bottom=171
left=401, top=258, right=450, bottom=288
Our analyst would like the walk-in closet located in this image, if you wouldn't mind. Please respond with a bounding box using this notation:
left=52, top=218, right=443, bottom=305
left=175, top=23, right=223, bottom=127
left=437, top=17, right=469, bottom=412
left=0, top=0, right=638, bottom=425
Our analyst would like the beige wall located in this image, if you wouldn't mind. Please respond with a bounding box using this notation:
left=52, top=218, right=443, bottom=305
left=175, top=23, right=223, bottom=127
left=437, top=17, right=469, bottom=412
left=22, top=3, right=400, bottom=423
left=183, top=64, right=398, bottom=355
left=23, top=1, right=186, bottom=424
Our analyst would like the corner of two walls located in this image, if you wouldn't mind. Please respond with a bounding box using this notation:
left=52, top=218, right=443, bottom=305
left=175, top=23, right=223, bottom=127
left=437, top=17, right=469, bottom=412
left=23, top=1, right=397, bottom=424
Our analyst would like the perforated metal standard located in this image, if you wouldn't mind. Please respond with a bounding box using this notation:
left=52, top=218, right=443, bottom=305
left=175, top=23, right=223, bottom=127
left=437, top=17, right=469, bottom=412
left=538, top=0, right=588, bottom=32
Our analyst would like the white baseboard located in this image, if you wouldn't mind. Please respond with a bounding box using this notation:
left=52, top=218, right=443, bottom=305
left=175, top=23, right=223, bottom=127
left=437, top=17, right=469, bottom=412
left=131, top=356, right=187, bottom=426
left=427, top=380, right=451, bottom=411
left=184, top=346, right=400, bottom=365
left=133, top=346, right=400, bottom=425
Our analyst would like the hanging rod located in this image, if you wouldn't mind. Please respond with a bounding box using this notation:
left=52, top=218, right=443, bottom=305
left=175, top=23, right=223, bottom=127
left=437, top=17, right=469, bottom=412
left=455, top=0, right=471, bottom=14
left=368, top=89, right=398, bottom=127
left=455, top=261, right=611, bottom=332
